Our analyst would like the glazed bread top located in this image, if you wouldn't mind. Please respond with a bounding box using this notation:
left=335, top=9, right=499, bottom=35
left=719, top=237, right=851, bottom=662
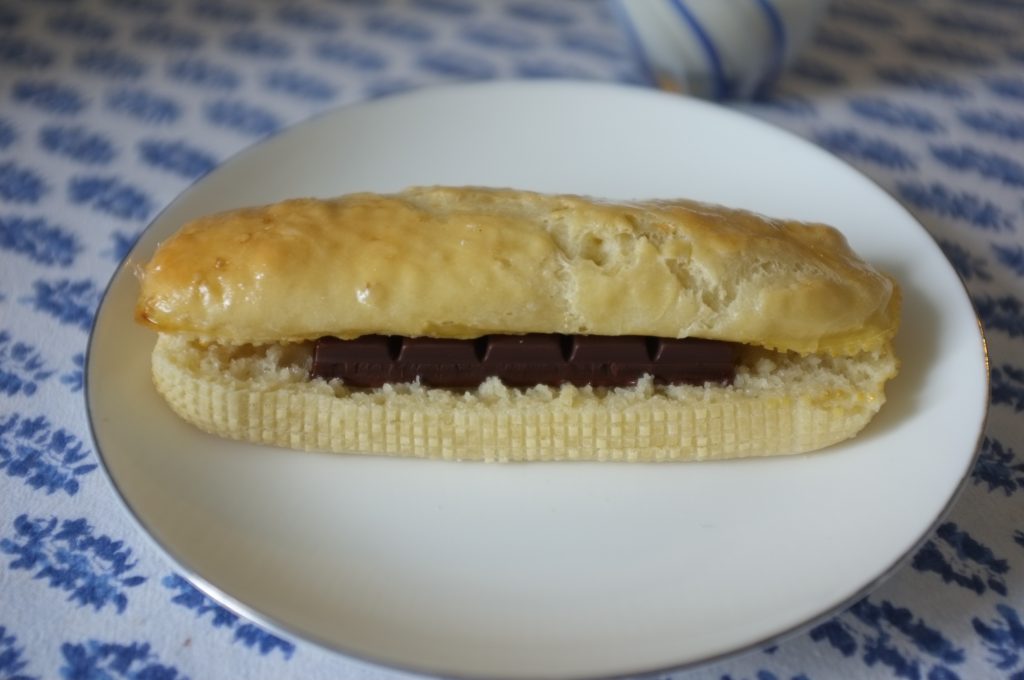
left=135, top=186, right=900, bottom=355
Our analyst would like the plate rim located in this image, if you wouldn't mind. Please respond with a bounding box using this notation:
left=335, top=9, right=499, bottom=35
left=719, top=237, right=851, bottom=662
left=85, top=78, right=991, bottom=680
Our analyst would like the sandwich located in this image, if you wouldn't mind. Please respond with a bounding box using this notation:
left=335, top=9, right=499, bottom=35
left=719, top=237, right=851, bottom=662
left=134, top=186, right=900, bottom=462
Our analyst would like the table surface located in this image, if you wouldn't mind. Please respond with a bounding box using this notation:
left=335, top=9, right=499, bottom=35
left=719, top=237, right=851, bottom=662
left=1, top=1, right=1022, bottom=679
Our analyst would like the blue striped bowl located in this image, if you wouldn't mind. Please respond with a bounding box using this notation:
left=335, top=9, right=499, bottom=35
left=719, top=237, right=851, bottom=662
left=613, top=0, right=831, bottom=99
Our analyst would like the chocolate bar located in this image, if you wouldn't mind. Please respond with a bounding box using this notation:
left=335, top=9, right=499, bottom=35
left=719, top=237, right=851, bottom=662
left=310, top=334, right=738, bottom=388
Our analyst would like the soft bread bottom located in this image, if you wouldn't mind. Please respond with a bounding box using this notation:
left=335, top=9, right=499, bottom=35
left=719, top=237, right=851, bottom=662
left=151, top=335, right=898, bottom=462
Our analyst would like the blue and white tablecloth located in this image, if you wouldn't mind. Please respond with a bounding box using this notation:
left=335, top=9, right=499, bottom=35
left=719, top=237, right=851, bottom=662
left=1, top=1, right=1023, bottom=678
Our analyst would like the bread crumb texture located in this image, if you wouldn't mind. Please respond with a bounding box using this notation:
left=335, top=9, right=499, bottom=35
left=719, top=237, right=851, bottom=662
left=152, top=335, right=898, bottom=462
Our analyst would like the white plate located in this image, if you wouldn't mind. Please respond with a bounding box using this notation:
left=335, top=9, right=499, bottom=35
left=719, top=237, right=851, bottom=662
left=88, top=81, right=988, bottom=680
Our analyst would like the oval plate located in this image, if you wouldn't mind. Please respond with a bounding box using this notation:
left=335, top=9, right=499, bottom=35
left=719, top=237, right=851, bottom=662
left=88, top=81, right=988, bottom=680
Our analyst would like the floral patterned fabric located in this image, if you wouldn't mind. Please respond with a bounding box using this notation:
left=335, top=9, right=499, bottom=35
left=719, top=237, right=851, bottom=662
left=0, top=1, right=1020, bottom=679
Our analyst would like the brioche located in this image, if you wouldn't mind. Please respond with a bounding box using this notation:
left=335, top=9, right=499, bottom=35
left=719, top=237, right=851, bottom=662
left=136, top=186, right=901, bottom=462
left=136, top=186, right=898, bottom=355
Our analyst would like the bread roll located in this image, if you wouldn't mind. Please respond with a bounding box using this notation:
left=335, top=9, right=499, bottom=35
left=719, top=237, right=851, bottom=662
left=136, top=186, right=901, bottom=462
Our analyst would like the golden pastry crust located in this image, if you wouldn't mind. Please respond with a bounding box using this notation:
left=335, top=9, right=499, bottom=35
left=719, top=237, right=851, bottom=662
left=135, top=186, right=900, bottom=355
